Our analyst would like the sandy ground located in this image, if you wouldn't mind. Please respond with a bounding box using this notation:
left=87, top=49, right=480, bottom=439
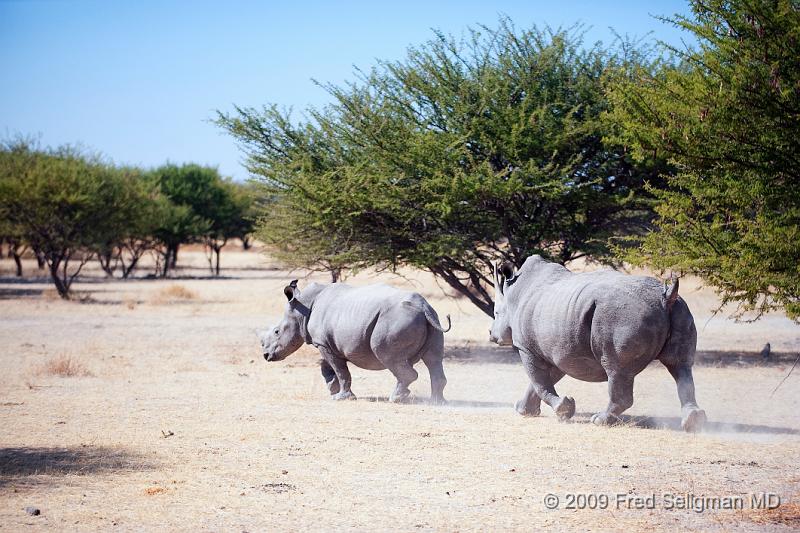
left=0, top=247, right=798, bottom=532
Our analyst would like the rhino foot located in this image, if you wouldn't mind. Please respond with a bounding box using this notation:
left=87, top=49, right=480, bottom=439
left=681, top=408, right=706, bottom=433
left=515, top=399, right=541, bottom=417
left=332, top=391, right=357, bottom=401
left=389, top=390, right=412, bottom=404
left=554, top=396, right=576, bottom=421
left=326, top=378, right=340, bottom=395
left=590, top=412, right=621, bottom=426
left=429, top=396, right=447, bottom=406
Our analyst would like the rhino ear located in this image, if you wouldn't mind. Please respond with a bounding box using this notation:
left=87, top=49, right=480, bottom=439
left=283, top=279, right=299, bottom=301
left=499, top=261, right=516, bottom=280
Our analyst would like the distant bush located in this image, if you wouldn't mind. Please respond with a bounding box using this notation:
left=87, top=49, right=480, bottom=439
left=0, top=140, right=254, bottom=298
left=0, top=140, right=131, bottom=298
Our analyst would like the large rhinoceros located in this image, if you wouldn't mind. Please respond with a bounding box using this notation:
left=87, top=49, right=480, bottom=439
left=259, top=280, right=450, bottom=404
left=489, top=255, right=706, bottom=432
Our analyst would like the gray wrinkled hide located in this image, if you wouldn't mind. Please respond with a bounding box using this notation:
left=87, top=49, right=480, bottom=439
left=260, top=282, right=448, bottom=404
left=490, top=255, right=706, bottom=432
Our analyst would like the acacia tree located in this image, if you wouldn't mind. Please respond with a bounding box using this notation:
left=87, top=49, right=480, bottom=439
left=607, top=0, right=800, bottom=321
left=219, top=21, right=667, bottom=315
left=202, top=180, right=254, bottom=276
left=150, top=164, right=252, bottom=277
left=94, top=167, right=155, bottom=278
left=0, top=141, right=123, bottom=298
left=151, top=164, right=214, bottom=276
left=93, top=169, right=165, bottom=279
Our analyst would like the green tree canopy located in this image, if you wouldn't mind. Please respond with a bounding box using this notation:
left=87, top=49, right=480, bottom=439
left=218, top=20, right=667, bottom=315
left=93, top=166, right=163, bottom=278
left=151, top=163, right=253, bottom=276
left=0, top=141, right=124, bottom=297
left=607, top=0, right=800, bottom=321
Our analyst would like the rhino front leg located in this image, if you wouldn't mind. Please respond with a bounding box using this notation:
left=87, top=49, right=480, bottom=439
left=515, top=383, right=541, bottom=416
left=519, top=349, right=575, bottom=421
left=320, top=360, right=340, bottom=395
left=591, top=371, right=634, bottom=426
left=319, top=348, right=356, bottom=401
left=516, top=368, right=564, bottom=416
left=662, top=361, right=706, bottom=432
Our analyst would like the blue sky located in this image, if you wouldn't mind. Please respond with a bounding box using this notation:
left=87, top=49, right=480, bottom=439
left=1, top=1, right=693, bottom=180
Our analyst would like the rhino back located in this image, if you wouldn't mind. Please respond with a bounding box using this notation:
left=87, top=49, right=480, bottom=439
left=307, top=284, right=428, bottom=369
left=512, top=270, right=671, bottom=379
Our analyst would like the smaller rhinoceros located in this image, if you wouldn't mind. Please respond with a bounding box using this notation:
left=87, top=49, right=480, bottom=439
left=259, top=280, right=450, bottom=404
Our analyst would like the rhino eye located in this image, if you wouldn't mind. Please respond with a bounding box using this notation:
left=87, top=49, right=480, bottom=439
left=274, top=328, right=279, bottom=335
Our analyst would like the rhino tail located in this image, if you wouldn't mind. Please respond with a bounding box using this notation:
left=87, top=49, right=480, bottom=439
left=429, top=312, right=452, bottom=333
left=663, top=275, right=679, bottom=312
left=424, top=306, right=451, bottom=333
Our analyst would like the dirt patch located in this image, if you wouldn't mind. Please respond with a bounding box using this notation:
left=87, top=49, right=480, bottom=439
left=0, top=249, right=797, bottom=531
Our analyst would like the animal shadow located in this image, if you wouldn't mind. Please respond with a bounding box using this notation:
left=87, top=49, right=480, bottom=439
left=573, top=412, right=800, bottom=435
left=360, top=396, right=509, bottom=409
left=0, top=446, right=151, bottom=487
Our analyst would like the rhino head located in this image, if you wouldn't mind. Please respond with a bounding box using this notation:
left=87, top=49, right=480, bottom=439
left=489, top=261, right=516, bottom=346
left=260, top=280, right=310, bottom=361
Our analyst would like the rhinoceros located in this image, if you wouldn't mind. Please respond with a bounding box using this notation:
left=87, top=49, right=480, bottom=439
left=489, top=255, right=706, bottom=432
left=259, top=280, right=450, bottom=404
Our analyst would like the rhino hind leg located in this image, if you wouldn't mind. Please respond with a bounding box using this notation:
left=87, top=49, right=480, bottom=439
left=591, top=372, right=634, bottom=426
left=662, top=361, right=706, bottom=432
left=421, top=351, right=447, bottom=405
left=519, top=349, right=575, bottom=421
left=387, top=361, right=418, bottom=403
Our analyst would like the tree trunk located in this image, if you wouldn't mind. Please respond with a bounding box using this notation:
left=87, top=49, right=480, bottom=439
left=160, top=247, right=172, bottom=278
left=214, top=247, right=221, bottom=277
left=49, top=261, right=70, bottom=299
left=330, top=268, right=341, bottom=283
left=8, top=240, right=26, bottom=277
left=12, top=250, right=22, bottom=277
left=121, top=253, right=141, bottom=279
left=430, top=265, right=494, bottom=317
left=242, top=236, right=251, bottom=250
left=98, top=250, right=116, bottom=277
left=170, top=243, right=179, bottom=269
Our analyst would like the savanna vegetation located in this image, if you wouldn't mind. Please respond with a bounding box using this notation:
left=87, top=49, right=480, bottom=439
left=218, top=0, right=799, bottom=321
left=0, top=140, right=254, bottom=298
left=608, top=0, right=800, bottom=321
left=2, top=0, right=797, bottom=322
left=216, top=21, right=670, bottom=316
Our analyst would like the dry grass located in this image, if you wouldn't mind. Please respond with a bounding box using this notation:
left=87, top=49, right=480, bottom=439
left=151, top=284, right=198, bottom=304
left=41, top=287, right=60, bottom=300
left=37, top=355, right=92, bottom=377
left=1, top=248, right=798, bottom=531
left=745, top=500, right=800, bottom=527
